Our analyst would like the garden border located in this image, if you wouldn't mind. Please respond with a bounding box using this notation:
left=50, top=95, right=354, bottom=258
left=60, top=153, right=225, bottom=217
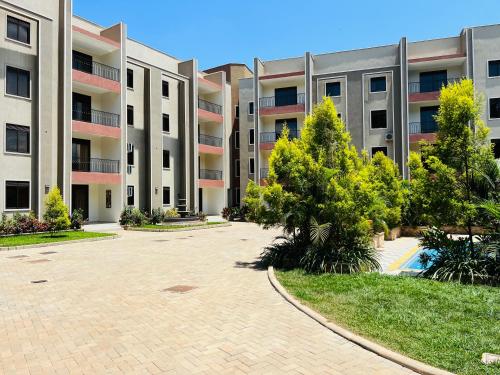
left=267, top=266, right=455, bottom=375
left=0, top=234, right=119, bottom=251
left=123, top=223, right=231, bottom=232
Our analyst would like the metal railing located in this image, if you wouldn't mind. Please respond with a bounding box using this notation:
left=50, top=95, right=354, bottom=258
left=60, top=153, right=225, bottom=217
left=259, top=93, right=305, bottom=108
left=198, top=98, right=222, bottom=115
left=199, top=133, right=222, bottom=147
left=409, top=121, right=438, bottom=134
left=408, top=77, right=461, bottom=94
left=260, top=130, right=300, bottom=143
left=72, top=158, right=120, bottom=173
left=199, top=169, right=222, bottom=180
left=73, top=56, right=120, bottom=82
left=72, top=108, right=120, bottom=128
left=260, top=168, right=269, bottom=179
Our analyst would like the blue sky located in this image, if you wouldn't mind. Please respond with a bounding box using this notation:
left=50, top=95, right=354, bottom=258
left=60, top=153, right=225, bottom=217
left=74, top=0, right=500, bottom=70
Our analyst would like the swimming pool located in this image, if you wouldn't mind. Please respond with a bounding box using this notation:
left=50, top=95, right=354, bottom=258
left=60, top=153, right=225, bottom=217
left=400, top=249, right=437, bottom=270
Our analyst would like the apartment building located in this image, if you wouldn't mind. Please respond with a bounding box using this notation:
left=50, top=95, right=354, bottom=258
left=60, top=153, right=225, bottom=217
left=236, top=25, right=500, bottom=198
left=0, top=0, right=230, bottom=221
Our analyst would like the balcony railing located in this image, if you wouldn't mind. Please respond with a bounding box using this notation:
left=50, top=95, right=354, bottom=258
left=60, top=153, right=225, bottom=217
left=408, top=77, right=461, bottom=94
left=199, top=169, right=223, bottom=180
left=73, top=108, right=120, bottom=128
left=73, top=56, right=120, bottom=82
left=260, top=168, right=269, bottom=179
left=198, top=98, right=222, bottom=115
left=259, top=93, right=305, bottom=108
left=199, top=133, right=223, bottom=147
left=260, top=130, right=300, bottom=143
left=409, top=121, right=438, bottom=134
left=72, top=158, right=120, bottom=173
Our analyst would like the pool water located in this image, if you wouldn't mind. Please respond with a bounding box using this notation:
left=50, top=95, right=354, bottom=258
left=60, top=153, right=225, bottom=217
left=401, top=249, right=437, bottom=270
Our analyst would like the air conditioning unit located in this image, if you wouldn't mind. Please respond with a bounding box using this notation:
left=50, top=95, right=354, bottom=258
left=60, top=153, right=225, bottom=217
left=385, top=132, right=394, bottom=142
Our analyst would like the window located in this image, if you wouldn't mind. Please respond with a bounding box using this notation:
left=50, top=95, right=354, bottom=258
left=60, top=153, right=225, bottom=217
left=162, top=80, right=169, bottom=97
left=163, top=149, right=170, bottom=169
left=163, top=186, right=170, bottom=205
left=489, top=61, right=500, bottom=78
left=234, top=130, right=240, bottom=149
left=248, top=101, right=254, bottom=115
left=6, top=124, right=29, bottom=153
left=325, top=82, right=341, bottom=97
left=5, top=181, right=29, bottom=210
left=127, top=186, right=134, bottom=206
left=370, top=77, right=386, bottom=93
left=371, top=147, right=388, bottom=157
left=276, top=118, right=298, bottom=138
left=490, top=98, right=500, bottom=119
left=127, top=69, right=134, bottom=89
left=6, top=66, right=30, bottom=98
left=371, top=110, right=387, bottom=129
left=235, top=105, right=239, bottom=119
left=249, top=157, right=255, bottom=174
left=419, top=70, right=447, bottom=93
left=275, top=87, right=297, bottom=106
left=127, top=105, right=134, bottom=126
left=235, top=159, right=240, bottom=177
left=492, top=139, right=500, bottom=159
left=7, top=16, right=30, bottom=44
left=249, top=129, right=255, bottom=145
left=127, top=143, right=134, bottom=166
left=235, top=188, right=241, bottom=206
left=162, top=114, right=170, bottom=132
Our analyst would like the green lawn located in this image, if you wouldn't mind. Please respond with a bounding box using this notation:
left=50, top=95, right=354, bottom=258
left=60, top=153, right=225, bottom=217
left=140, top=222, right=227, bottom=230
left=276, top=270, right=500, bottom=375
left=0, top=231, right=113, bottom=247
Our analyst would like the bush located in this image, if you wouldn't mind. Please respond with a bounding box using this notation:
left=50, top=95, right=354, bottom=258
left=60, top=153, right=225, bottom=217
left=71, top=209, right=84, bottom=230
left=119, top=207, right=147, bottom=226
left=198, top=211, right=207, bottom=222
left=222, top=206, right=249, bottom=221
left=43, top=187, right=71, bottom=232
left=0, top=212, right=48, bottom=235
left=149, top=208, right=164, bottom=225
left=221, top=207, right=232, bottom=220
left=165, top=208, right=180, bottom=219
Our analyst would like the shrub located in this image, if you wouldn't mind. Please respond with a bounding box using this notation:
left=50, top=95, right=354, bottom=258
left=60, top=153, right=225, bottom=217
left=222, top=206, right=250, bottom=221
left=71, top=209, right=84, bottom=230
left=165, top=208, right=180, bottom=219
left=149, top=208, right=164, bottom=225
left=198, top=211, right=207, bottom=222
left=221, top=207, right=232, bottom=220
left=0, top=212, right=48, bottom=235
left=119, top=207, right=147, bottom=226
left=43, top=187, right=71, bottom=232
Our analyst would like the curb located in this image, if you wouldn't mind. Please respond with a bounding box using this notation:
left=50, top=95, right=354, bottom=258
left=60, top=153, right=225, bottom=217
left=124, top=223, right=231, bottom=232
left=0, top=234, right=119, bottom=252
left=267, top=266, right=455, bottom=375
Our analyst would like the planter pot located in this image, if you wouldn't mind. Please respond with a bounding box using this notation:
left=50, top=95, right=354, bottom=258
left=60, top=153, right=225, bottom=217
left=384, top=227, right=401, bottom=241
left=372, top=232, right=384, bottom=250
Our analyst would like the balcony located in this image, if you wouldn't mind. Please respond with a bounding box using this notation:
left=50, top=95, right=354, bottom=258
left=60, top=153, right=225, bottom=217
left=198, top=98, right=223, bottom=123
left=199, top=169, right=224, bottom=188
left=408, top=78, right=460, bottom=102
left=198, top=134, right=223, bottom=155
left=73, top=56, right=121, bottom=94
left=259, top=131, right=299, bottom=150
left=72, top=158, right=121, bottom=185
left=72, top=108, right=121, bottom=139
left=259, top=93, right=305, bottom=116
left=409, top=122, right=438, bottom=143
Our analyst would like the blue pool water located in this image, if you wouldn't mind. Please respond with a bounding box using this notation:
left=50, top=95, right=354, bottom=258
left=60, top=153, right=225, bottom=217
left=401, top=249, right=437, bottom=270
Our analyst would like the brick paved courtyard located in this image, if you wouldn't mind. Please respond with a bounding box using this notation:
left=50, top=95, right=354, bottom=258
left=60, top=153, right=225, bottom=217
left=0, top=223, right=415, bottom=374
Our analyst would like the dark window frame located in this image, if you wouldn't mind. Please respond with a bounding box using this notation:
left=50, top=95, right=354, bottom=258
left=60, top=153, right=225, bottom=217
left=6, top=124, right=30, bottom=154
left=371, top=146, right=388, bottom=157
left=163, top=149, right=170, bottom=169
left=127, top=185, right=134, bottom=206
left=7, top=15, right=30, bottom=45
left=235, top=105, right=239, bottom=119
left=491, top=139, right=500, bottom=159
left=162, top=114, right=170, bottom=132
left=249, top=157, right=255, bottom=174
left=488, top=60, right=500, bottom=78
left=490, top=98, right=500, bottom=119
left=249, top=128, right=255, bottom=145
left=5, top=180, right=30, bottom=210
left=6, top=66, right=30, bottom=98
left=162, top=80, right=169, bottom=98
left=127, top=68, right=134, bottom=89
left=163, top=186, right=171, bottom=205
left=248, top=101, right=254, bottom=115
left=370, top=76, right=387, bottom=93
left=371, top=110, right=387, bottom=129
left=127, top=105, right=134, bottom=126
left=127, top=144, right=134, bottom=166
left=235, top=159, right=240, bottom=177
left=325, top=81, right=341, bottom=97
left=234, top=130, right=240, bottom=149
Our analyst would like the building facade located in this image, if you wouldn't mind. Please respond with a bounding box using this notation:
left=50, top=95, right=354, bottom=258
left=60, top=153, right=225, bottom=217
left=235, top=25, right=500, bottom=199
left=0, top=0, right=230, bottom=221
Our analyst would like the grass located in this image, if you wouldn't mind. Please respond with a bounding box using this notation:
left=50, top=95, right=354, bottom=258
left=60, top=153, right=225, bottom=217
left=276, top=270, right=500, bottom=375
left=139, top=222, right=227, bottom=230
left=0, top=231, right=113, bottom=247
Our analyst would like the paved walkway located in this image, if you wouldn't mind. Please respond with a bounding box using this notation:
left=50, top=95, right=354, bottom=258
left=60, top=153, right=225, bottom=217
left=0, top=223, right=415, bottom=374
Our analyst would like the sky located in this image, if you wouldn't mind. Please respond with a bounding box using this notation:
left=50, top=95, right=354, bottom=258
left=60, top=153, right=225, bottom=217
left=74, top=0, right=500, bottom=70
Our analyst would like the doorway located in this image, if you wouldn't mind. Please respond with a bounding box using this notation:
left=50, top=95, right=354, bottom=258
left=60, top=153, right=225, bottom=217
left=72, top=185, right=89, bottom=220
left=198, top=188, right=203, bottom=213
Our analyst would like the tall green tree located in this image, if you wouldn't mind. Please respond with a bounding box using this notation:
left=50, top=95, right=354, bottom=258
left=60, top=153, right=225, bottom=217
left=43, top=187, right=71, bottom=232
